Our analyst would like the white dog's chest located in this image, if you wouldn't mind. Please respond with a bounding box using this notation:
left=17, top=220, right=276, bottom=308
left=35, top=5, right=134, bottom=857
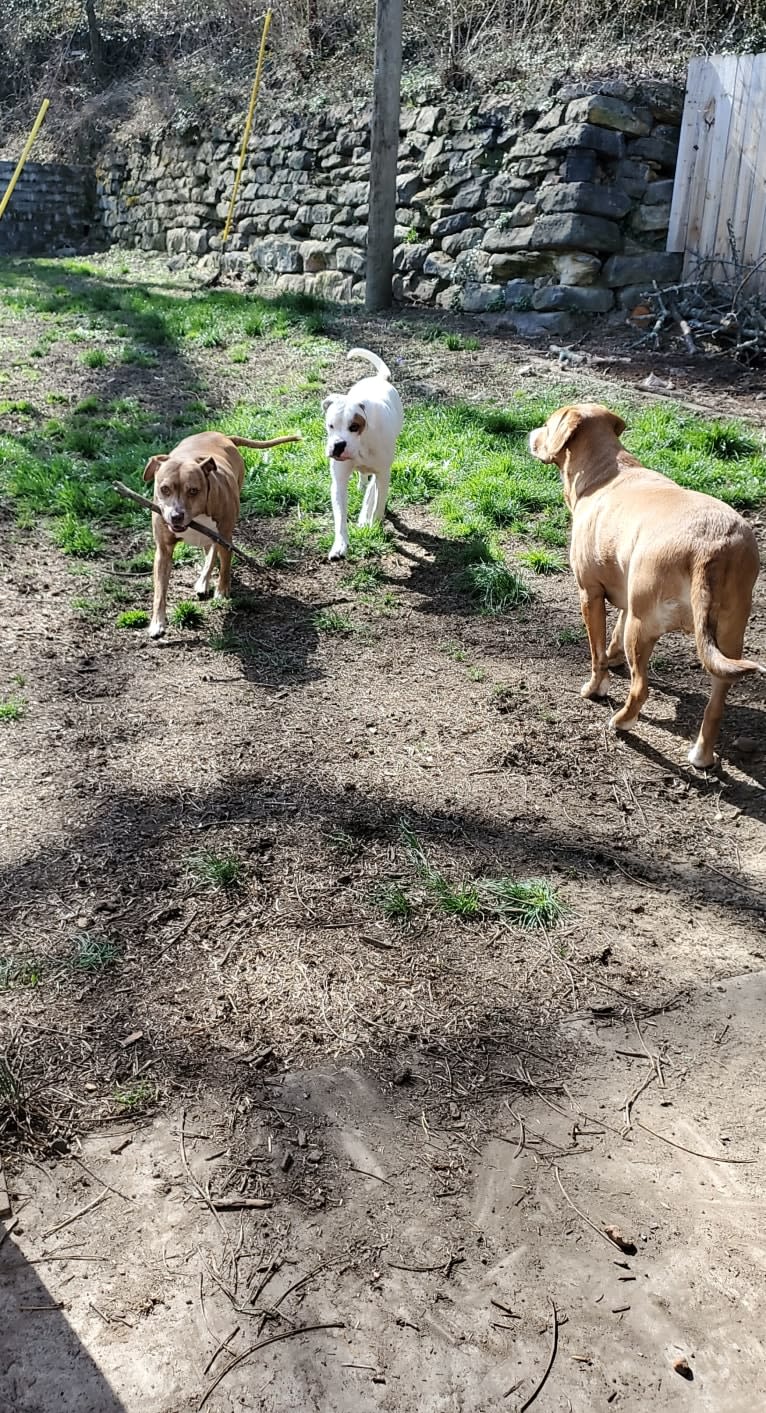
left=179, top=514, right=218, bottom=548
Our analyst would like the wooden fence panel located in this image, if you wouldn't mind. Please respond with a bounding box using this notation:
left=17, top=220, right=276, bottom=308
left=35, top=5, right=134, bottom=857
left=668, top=53, right=766, bottom=293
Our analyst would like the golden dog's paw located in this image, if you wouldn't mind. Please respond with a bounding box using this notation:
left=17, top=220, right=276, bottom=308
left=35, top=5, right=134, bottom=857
left=609, top=709, right=638, bottom=732
left=581, top=678, right=608, bottom=699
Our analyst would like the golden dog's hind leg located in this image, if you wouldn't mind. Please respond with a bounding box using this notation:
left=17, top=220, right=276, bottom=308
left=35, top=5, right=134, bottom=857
left=688, top=617, right=745, bottom=768
left=610, top=612, right=656, bottom=729
left=606, top=609, right=626, bottom=665
left=579, top=589, right=610, bottom=698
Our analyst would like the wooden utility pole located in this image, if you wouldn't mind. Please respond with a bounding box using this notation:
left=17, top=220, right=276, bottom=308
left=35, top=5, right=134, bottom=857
left=365, top=0, right=402, bottom=312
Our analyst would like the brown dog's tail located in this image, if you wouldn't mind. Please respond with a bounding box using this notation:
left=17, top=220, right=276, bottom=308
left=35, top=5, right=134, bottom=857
left=691, top=561, right=766, bottom=680
left=230, top=434, right=302, bottom=449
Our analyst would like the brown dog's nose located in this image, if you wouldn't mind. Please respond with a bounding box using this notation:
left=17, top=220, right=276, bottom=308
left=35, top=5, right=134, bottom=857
left=331, top=440, right=347, bottom=459
left=170, top=511, right=185, bottom=530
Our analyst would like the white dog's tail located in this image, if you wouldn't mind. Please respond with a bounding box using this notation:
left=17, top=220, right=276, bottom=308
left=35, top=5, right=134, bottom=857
left=348, top=347, right=391, bottom=381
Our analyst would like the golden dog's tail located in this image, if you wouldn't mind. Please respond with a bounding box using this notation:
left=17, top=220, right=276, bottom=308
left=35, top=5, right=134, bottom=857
left=691, top=562, right=766, bottom=680
left=230, top=434, right=302, bottom=448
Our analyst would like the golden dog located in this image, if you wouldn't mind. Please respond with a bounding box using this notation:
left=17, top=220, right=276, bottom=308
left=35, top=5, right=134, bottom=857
left=143, top=430, right=299, bottom=638
left=529, top=403, right=764, bottom=767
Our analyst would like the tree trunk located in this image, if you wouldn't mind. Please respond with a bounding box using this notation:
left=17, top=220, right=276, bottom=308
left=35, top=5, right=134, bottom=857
left=84, top=0, right=105, bottom=81
left=365, top=0, right=402, bottom=312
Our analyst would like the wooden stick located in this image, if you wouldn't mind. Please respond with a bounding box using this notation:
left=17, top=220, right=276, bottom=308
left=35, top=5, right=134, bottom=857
left=112, top=482, right=261, bottom=567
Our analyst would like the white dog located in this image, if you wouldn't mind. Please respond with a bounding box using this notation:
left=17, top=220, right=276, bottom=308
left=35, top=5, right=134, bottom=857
left=322, top=348, right=404, bottom=561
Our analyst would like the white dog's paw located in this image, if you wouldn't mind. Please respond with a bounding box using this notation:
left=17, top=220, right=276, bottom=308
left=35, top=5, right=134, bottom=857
left=194, top=578, right=212, bottom=599
left=328, top=540, right=348, bottom=561
left=688, top=741, right=714, bottom=770
left=148, top=620, right=166, bottom=639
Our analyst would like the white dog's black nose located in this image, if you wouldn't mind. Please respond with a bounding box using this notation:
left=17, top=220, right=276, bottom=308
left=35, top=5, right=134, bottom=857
left=331, top=440, right=347, bottom=459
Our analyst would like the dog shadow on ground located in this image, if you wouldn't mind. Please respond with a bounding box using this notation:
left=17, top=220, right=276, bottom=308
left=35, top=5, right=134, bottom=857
left=385, top=511, right=502, bottom=616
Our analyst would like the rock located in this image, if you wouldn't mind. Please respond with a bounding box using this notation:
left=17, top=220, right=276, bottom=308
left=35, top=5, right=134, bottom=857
left=555, top=252, right=602, bottom=285
left=486, top=174, right=531, bottom=206
left=532, top=212, right=623, bottom=252
left=482, top=224, right=536, bottom=253
left=335, top=245, right=366, bottom=276
left=537, top=182, right=632, bottom=221
left=300, top=239, right=335, bottom=273
left=627, top=133, right=679, bottom=168
left=504, top=278, right=535, bottom=308
left=393, top=241, right=431, bottom=273
left=313, top=269, right=354, bottom=301
left=543, top=123, right=626, bottom=159
left=423, top=249, right=456, bottom=280
left=396, top=171, right=423, bottom=204
left=533, top=104, right=567, bottom=131
left=410, top=276, right=443, bottom=302
left=602, top=251, right=683, bottom=287
left=462, top=281, right=506, bottom=312
left=453, top=248, right=493, bottom=283
left=532, top=284, right=614, bottom=312
left=565, top=94, right=652, bottom=136
left=500, top=310, right=577, bottom=337
left=451, top=180, right=488, bottom=211
left=442, top=227, right=483, bottom=256
left=253, top=238, right=302, bottom=274
left=431, top=211, right=475, bottom=238
left=560, top=152, right=598, bottom=182
left=416, top=105, right=445, bottom=134
left=643, top=178, right=675, bottom=205
left=642, top=82, right=685, bottom=123
left=276, top=273, right=312, bottom=295
left=631, top=202, right=672, bottom=233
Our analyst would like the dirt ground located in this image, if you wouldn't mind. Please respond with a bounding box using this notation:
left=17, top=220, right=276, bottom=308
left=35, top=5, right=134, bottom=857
left=1, top=266, right=765, bottom=1412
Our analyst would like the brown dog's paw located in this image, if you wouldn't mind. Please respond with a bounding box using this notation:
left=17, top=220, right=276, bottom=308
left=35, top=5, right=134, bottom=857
left=609, top=709, right=639, bottom=732
left=580, top=678, right=609, bottom=700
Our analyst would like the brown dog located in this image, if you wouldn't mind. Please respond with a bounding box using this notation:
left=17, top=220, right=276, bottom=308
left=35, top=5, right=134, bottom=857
left=529, top=403, right=764, bottom=767
left=143, top=430, right=300, bottom=638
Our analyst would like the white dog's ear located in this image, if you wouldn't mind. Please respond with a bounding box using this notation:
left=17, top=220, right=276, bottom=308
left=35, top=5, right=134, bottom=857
left=322, top=395, right=338, bottom=414
left=142, top=453, right=169, bottom=483
left=348, top=402, right=367, bottom=432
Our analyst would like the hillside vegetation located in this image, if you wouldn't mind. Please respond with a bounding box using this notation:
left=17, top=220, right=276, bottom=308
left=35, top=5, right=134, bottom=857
left=1, top=0, right=765, bottom=161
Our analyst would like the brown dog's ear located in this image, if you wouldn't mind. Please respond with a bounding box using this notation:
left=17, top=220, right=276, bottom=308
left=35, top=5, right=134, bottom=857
left=542, top=407, right=584, bottom=460
left=142, top=453, right=169, bottom=483
left=606, top=410, right=626, bottom=437
left=196, top=456, right=217, bottom=477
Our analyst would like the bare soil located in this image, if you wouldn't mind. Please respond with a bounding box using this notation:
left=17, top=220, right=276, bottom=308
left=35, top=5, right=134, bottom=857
left=1, top=267, right=765, bottom=1412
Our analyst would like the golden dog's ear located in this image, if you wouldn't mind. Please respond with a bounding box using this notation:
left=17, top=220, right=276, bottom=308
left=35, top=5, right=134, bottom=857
left=606, top=410, right=626, bottom=437
left=142, top=453, right=169, bottom=483
left=196, top=456, right=217, bottom=477
left=544, top=407, right=584, bottom=459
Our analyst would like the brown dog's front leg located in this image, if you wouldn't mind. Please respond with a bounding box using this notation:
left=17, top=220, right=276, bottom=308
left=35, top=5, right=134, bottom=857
left=149, top=545, right=173, bottom=638
left=216, top=546, right=233, bottom=600
left=579, top=589, right=609, bottom=698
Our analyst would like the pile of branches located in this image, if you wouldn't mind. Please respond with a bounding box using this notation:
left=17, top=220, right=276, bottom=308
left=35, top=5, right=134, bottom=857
left=637, top=257, right=766, bottom=366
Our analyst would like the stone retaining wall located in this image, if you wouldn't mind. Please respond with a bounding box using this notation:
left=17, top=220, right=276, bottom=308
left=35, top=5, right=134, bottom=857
left=0, top=160, right=97, bottom=255
left=98, top=79, right=686, bottom=331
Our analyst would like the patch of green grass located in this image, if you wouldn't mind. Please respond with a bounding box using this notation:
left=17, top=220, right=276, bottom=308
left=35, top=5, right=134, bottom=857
left=373, top=882, right=412, bottom=922
left=443, top=332, right=480, bottom=351
left=171, top=600, right=205, bottom=628
left=116, top=608, right=150, bottom=629
left=82, top=348, right=108, bottom=368
left=557, top=625, right=584, bottom=646
left=344, top=564, right=384, bottom=592
left=463, top=560, right=533, bottom=613
left=120, top=346, right=157, bottom=367
left=0, top=955, right=44, bottom=988
left=229, top=342, right=250, bottom=363
left=314, top=608, right=355, bottom=633
left=190, top=850, right=244, bottom=889
left=439, top=640, right=467, bottom=662
left=70, top=932, right=121, bottom=971
left=51, top=514, right=104, bottom=557
left=263, top=544, right=289, bottom=567
left=399, top=823, right=564, bottom=929
left=467, top=666, right=487, bottom=682
left=113, top=1080, right=156, bottom=1112
left=0, top=696, right=24, bottom=722
left=519, top=547, right=566, bottom=575
left=478, top=877, right=565, bottom=929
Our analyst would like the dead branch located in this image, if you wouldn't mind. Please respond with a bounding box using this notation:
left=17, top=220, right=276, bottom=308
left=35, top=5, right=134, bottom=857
left=112, top=482, right=262, bottom=566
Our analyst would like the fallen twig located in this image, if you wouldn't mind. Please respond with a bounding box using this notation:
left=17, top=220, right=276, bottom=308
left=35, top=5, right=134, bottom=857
left=553, top=1167, right=626, bottom=1250
left=635, top=1120, right=756, bottom=1164
left=198, top=1322, right=345, bottom=1409
left=42, top=1189, right=109, bottom=1241
left=113, top=482, right=261, bottom=566
left=508, top=1298, right=560, bottom=1407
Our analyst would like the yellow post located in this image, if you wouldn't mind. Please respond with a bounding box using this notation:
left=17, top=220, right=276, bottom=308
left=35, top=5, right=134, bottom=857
left=222, top=10, right=272, bottom=246
left=0, top=99, right=51, bottom=222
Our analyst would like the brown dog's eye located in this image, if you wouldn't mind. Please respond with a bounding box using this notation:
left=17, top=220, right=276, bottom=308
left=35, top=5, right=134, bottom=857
left=159, top=483, right=170, bottom=496
left=188, top=487, right=199, bottom=496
